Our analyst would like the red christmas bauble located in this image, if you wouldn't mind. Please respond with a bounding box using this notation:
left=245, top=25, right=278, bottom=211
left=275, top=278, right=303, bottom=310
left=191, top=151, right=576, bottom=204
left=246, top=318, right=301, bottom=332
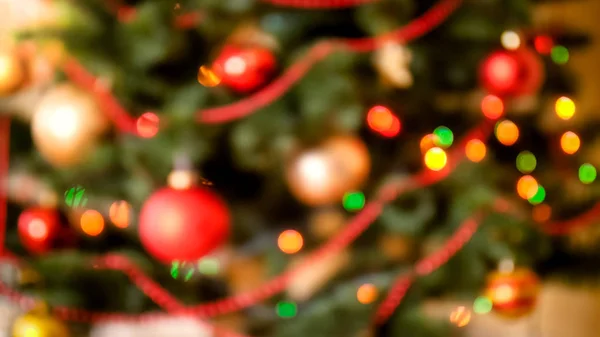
left=17, top=208, right=61, bottom=255
left=479, top=48, right=544, bottom=97
left=212, top=45, right=276, bottom=92
left=138, top=186, right=230, bottom=263
left=485, top=268, right=540, bottom=318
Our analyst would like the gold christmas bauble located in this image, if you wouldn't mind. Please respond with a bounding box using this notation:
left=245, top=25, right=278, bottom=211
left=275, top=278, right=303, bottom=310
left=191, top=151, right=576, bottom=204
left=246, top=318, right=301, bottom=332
left=0, top=48, right=26, bottom=95
left=32, top=84, right=108, bottom=167
left=12, top=308, right=69, bottom=337
left=484, top=267, right=540, bottom=318
left=286, top=135, right=370, bottom=206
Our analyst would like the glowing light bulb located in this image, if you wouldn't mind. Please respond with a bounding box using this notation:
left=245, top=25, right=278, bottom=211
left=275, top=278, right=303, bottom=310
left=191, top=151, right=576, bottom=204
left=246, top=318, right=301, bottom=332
left=555, top=97, right=575, bottom=120
left=495, top=120, right=519, bottom=146
left=48, top=106, right=78, bottom=140
left=424, top=147, right=447, bottom=171
left=465, top=139, right=486, bottom=163
left=278, top=230, right=303, bottom=254
left=516, top=175, right=538, bottom=200
left=560, top=131, right=580, bottom=154
left=481, top=95, right=504, bottom=120
left=501, top=31, right=521, bottom=50
left=357, top=284, right=378, bottom=304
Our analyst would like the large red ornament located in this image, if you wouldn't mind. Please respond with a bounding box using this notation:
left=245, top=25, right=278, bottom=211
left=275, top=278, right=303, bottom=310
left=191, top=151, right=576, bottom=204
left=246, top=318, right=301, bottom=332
left=138, top=186, right=230, bottom=263
left=212, top=45, right=276, bottom=93
left=484, top=267, right=540, bottom=318
left=479, top=48, right=544, bottom=97
left=18, top=208, right=61, bottom=255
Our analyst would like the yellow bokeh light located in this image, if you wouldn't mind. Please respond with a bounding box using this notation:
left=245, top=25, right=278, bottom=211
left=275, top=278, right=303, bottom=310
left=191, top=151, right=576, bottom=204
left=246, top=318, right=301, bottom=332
left=197, top=65, right=221, bottom=87
left=560, top=131, right=580, bottom=154
left=495, top=120, right=519, bottom=146
left=424, top=147, right=447, bottom=171
left=449, top=306, right=472, bottom=327
left=501, top=31, right=521, bottom=50
left=278, top=230, right=303, bottom=254
left=532, top=204, right=551, bottom=223
left=420, top=134, right=438, bottom=153
left=516, top=175, right=539, bottom=200
left=555, top=96, right=575, bottom=120
left=357, top=283, right=378, bottom=304
left=465, top=139, right=487, bottom=163
left=493, top=285, right=516, bottom=304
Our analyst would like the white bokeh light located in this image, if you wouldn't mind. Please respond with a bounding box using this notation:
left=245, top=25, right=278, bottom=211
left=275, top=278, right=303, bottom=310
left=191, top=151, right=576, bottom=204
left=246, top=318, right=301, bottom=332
left=501, top=31, right=521, bottom=50
left=296, top=152, right=330, bottom=191
left=46, top=106, right=78, bottom=140
left=224, top=56, right=247, bottom=76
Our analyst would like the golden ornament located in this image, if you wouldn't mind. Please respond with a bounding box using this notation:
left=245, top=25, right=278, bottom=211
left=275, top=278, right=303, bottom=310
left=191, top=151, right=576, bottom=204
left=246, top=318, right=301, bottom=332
left=308, top=208, right=346, bottom=239
left=0, top=48, right=26, bottom=96
left=286, top=135, right=370, bottom=206
left=373, top=41, right=413, bottom=89
left=12, top=305, right=69, bottom=337
left=484, top=267, right=540, bottom=318
left=31, top=84, right=108, bottom=167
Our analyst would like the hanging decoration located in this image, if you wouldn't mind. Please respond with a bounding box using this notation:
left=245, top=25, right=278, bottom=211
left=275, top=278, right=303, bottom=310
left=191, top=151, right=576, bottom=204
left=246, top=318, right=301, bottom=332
left=138, top=169, right=230, bottom=263
left=17, top=208, right=61, bottom=255
left=479, top=48, right=544, bottom=97
left=0, top=48, right=27, bottom=96
left=212, top=45, right=277, bottom=93
left=285, top=135, right=370, bottom=205
left=484, top=267, right=540, bottom=318
left=31, top=84, right=108, bottom=167
left=373, top=41, right=413, bottom=89
left=12, top=304, right=70, bottom=337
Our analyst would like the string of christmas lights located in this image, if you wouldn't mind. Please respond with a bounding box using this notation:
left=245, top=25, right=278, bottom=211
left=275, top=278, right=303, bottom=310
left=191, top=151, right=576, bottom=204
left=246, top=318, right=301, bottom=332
left=62, top=0, right=464, bottom=135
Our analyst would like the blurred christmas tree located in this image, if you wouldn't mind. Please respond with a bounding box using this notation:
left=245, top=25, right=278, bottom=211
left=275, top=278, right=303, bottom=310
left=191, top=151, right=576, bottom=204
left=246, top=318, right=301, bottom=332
left=0, top=0, right=599, bottom=336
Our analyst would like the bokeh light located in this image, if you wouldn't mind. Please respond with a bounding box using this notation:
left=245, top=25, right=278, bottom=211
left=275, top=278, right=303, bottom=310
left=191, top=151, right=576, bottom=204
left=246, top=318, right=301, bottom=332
left=80, top=210, right=105, bottom=237
left=555, top=97, right=575, bottom=120
left=534, top=35, right=554, bottom=55
left=420, top=134, right=438, bottom=153
left=532, top=204, right=552, bottom=223
left=560, top=131, right=580, bottom=154
left=343, top=192, right=365, bottom=212
left=198, top=258, right=220, bottom=276
left=495, top=120, right=519, bottom=146
left=278, top=230, right=303, bottom=254
left=465, top=139, right=486, bottom=163
left=579, top=164, right=597, bottom=184
left=501, top=31, right=521, bottom=50
left=424, top=147, right=447, bottom=171
left=171, top=261, right=194, bottom=281
left=197, top=65, right=221, bottom=87
left=473, top=296, right=493, bottom=314
left=551, top=46, right=569, bottom=64
left=136, top=112, right=159, bottom=138
left=516, top=175, right=539, bottom=200
left=481, top=95, right=504, bottom=120
left=28, top=219, right=48, bottom=241
left=516, top=151, right=537, bottom=174
left=449, top=306, right=471, bottom=327
left=433, top=126, right=454, bottom=148
left=367, top=105, right=401, bottom=137
left=109, top=200, right=131, bottom=229
left=357, top=283, right=378, bottom=304
left=528, top=185, right=546, bottom=205
left=276, top=301, right=297, bottom=318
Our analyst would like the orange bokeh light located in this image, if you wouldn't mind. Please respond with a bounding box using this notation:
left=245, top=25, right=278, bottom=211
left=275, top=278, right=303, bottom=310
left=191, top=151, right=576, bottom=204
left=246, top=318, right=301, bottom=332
left=367, top=105, right=401, bottom=137
left=560, top=131, right=580, bottom=155
left=420, top=134, right=438, bottom=153
left=516, top=175, right=539, bottom=200
left=481, top=95, right=504, bottom=120
left=80, top=210, right=105, bottom=237
left=278, top=230, right=303, bottom=254
left=136, top=112, right=160, bottom=138
left=357, top=283, right=378, bottom=304
left=109, top=200, right=131, bottom=229
left=380, top=117, right=401, bottom=138
left=532, top=204, right=551, bottom=223
left=495, top=120, right=519, bottom=146
left=449, top=306, right=472, bottom=328
left=465, top=139, right=487, bottom=163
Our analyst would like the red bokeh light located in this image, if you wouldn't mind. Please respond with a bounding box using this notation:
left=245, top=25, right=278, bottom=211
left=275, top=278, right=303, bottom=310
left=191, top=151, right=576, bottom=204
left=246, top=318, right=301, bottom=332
left=534, top=35, right=554, bottom=55
left=367, top=105, right=401, bottom=137
left=481, top=95, right=504, bottom=120
left=480, top=52, right=520, bottom=95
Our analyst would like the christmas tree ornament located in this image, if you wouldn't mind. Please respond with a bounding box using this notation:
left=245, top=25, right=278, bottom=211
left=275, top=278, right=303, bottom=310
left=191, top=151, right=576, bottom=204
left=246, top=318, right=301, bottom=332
left=17, top=208, right=61, bottom=255
left=0, top=48, right=27, bottom=96
left=373, top=41, right=413, bottom=89
left=287, top=250, right=349, bottom=301
left=12, top=304, right=69, bottom=337
left=138, top=169, right=230, bottom=263
left=484, top=266, right=540, bottom=318
left=212, top=45, right=277, bottom=93
left=479, top=48, right=543, bottom=97
left=286, top=135, right=370, bottom=206
left=31, top=84, right=108, bottom=167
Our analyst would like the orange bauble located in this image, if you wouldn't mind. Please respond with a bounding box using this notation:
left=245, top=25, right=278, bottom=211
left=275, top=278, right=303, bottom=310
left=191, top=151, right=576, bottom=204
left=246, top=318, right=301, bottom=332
left=0, top=48, right=26, bottom=95
left=485, top=268, right=540, bottom=318
left=285, top=135, right=370, bottom=206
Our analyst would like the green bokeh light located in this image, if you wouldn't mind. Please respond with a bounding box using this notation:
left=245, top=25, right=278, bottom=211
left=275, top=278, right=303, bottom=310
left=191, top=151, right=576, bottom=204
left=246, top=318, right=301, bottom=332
left=276, top=301, right=297, bottom=318
left=528, top=185, right=545, bottom=205
left=343, top=192, right=365, bottom=211
left=198, top=258, right=220, bottom=276
left=473, top=296, right=493, bottom=314
left=433, top=126, right=454, bottom=148
left=551, top=46, right=569, bottom=65
left=579, top=163, right=597, bottom=184
left=516, top=151, right=537, bottom=173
